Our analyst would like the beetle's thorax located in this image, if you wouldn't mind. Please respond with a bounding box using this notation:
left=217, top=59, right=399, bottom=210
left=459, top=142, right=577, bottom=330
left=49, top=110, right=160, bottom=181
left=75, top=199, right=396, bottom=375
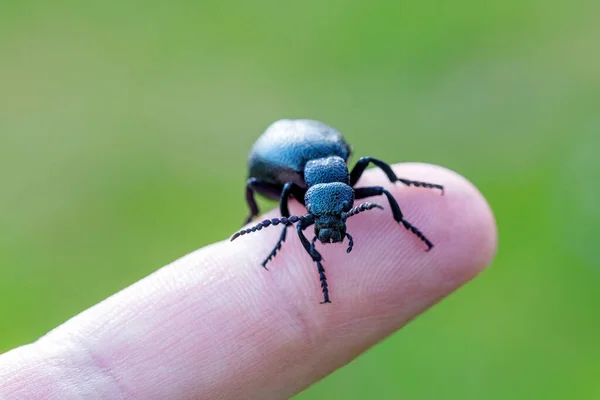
left=304, top=156, right=349, bottom=186
left=303, top=157, right=354, bottom=244
left=303, top=155, right=354, bottom=217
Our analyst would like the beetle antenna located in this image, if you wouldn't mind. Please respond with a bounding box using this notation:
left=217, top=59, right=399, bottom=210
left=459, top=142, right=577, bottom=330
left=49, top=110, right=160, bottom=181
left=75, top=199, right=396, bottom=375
left=342, top=202, right=383, bottom=220
left=231, top=214, right=311, bottom=241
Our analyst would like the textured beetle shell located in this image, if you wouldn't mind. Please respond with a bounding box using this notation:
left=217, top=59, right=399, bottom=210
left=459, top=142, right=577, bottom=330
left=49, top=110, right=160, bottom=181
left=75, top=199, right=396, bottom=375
left=248, top=119, right=352, bottom=188
left=304, top=156, right=350, bottom=187
left=305, top=182, right=354, bottom=215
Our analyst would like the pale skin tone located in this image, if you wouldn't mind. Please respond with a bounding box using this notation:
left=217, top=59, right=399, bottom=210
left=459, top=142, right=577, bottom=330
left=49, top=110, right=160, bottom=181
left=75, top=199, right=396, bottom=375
left=0, top=163, right=497, bottom=400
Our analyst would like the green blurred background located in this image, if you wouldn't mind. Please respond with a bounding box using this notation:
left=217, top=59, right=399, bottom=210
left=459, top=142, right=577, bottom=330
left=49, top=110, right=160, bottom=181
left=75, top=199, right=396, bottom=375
left=1, top=0, right=599, bottom=398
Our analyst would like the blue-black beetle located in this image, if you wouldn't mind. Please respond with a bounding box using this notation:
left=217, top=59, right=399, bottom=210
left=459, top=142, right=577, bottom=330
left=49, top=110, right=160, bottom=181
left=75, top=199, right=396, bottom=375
left=231, top=119, right=443, bottom=303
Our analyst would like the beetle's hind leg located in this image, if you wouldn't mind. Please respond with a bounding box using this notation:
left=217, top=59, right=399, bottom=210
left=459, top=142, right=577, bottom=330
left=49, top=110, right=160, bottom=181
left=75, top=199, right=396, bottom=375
left=244, top=178, right=284, bottom=225
left=354, top=186, right=434, bottom=250
left=261, top=182, right=307, bottom=269
left=350, top=157, right=444, bottom=194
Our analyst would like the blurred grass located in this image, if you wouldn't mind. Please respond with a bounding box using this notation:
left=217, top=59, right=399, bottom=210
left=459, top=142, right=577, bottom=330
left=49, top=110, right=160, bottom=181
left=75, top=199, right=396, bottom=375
left=1, top=0, right=600, bottom=399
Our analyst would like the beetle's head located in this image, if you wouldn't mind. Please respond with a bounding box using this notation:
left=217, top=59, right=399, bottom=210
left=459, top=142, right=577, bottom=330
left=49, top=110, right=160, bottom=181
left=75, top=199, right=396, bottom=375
left=314, top=215, right=346, bottom=243
left=305, top=183, right=353, bottom=244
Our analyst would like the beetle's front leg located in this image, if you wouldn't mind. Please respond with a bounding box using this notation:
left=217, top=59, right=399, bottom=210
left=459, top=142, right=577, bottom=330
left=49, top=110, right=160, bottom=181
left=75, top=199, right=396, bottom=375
left=297, top=218, right=331, bottom=304
left=262, top=182, right=306, bottom=269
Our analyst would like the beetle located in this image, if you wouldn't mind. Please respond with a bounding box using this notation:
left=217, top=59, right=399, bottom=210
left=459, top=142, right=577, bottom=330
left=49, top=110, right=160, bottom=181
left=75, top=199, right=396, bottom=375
left=231, top=119, right=443, bottom=304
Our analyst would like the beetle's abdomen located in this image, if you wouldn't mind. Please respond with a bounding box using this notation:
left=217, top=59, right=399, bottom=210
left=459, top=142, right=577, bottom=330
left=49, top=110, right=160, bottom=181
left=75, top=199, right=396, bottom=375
left=248, top=119, right=351, bottom=186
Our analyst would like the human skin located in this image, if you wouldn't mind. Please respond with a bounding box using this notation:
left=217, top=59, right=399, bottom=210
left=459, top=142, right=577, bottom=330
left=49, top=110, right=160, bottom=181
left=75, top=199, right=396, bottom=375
left=0, top=163, right=497, bottom=400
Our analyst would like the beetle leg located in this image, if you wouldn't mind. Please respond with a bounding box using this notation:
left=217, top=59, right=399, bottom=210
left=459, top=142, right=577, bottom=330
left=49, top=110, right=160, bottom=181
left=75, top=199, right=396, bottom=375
left=345, top=233, right=354, bottom=253
left=261, top=182, right=307, bottom=269
left=261, top=225, right=287, bottom=270
left=297, top=217, right=331, bottom=304
left=354, top=186, right=434, bottom=251
left=349, top=157, right=444, bottom=194
left=244, top=178, right=284, bottom=224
